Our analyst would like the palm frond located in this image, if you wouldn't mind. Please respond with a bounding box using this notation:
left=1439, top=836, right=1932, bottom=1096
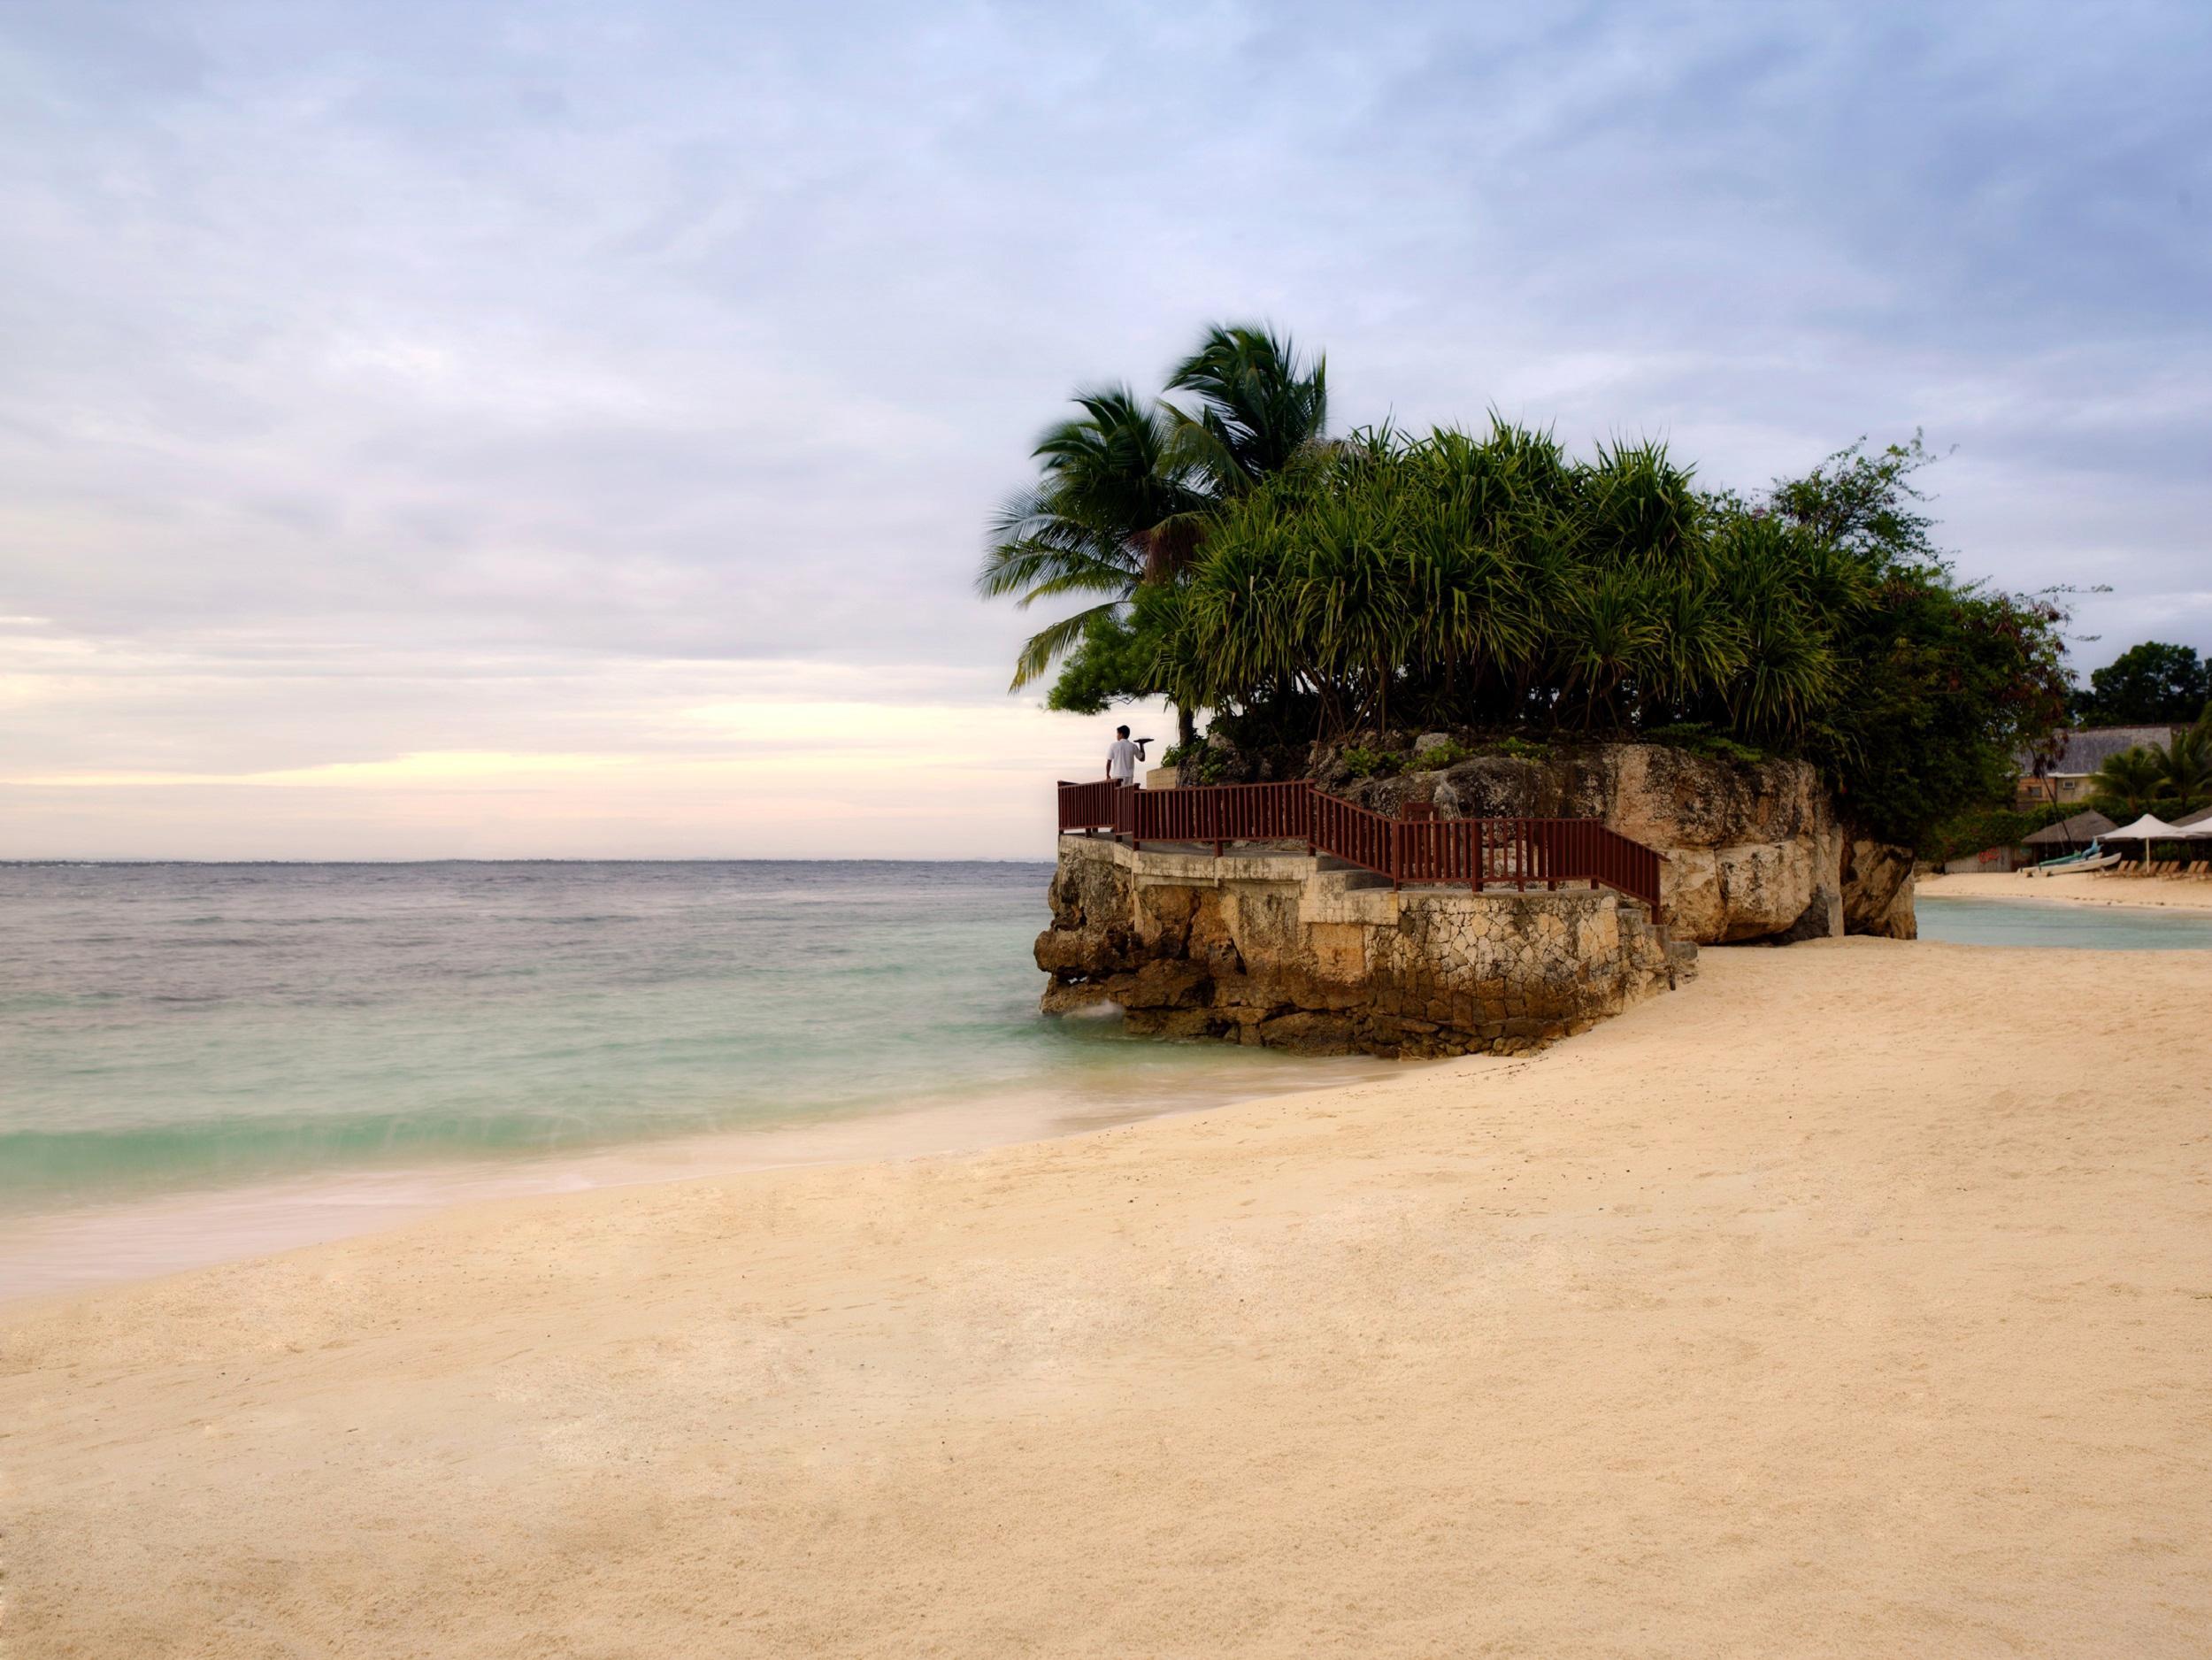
left=1010, top=603, right=1123, bottom=692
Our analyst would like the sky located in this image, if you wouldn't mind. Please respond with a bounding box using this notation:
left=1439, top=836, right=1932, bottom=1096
left=2, top=1, right=2207, bottom=858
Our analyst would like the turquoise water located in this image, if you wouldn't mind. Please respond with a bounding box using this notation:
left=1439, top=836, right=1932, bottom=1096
left=1916, top=896, right=2212, bottom=949
left=0, top=861, right=1364, bottom=1221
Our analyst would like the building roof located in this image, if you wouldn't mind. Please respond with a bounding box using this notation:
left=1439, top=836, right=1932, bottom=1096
left=2177, top=803, right=2212, bottom=830
left=2023, top=810, right=2116, bottom=846
left=2019, top=726, right=2185, bottom=779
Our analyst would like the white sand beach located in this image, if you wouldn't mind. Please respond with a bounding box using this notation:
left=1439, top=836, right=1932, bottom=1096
left=1920, top=868, right=2212, bottom=911
left=4, top=939, right=2208, bottom=1658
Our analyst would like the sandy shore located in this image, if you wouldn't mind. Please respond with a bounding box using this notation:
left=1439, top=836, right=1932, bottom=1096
left=1920, top=867, right=2212, bottom=911
left=0, top=1057, right=1394, bottom=1305
left=4, top=940, right=2208, bottom=1657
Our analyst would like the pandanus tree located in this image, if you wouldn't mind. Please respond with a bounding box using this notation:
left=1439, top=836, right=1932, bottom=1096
left=1155, top=419, right=1854, bottom=745
left=978, top=323, right=1328, bottom=742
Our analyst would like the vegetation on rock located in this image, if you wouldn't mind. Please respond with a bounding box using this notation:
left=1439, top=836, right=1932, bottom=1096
left=984, top=327, right=2073, bottom=851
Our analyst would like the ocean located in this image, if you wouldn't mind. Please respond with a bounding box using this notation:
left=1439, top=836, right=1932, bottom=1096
left=0, top=861, right=1385, bottom=1296
left=1915, top=895, right=2212, bottom=949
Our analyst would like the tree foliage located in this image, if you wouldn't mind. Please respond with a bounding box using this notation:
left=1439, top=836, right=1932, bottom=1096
left=2074, top=641, right=2211, bottom=726
left=984, top=328, right=2077, bottom=852
left=1130, top=424, right=2064, bottom=847
left=977, top=323, right=1327, bottom=711
left=1770, top=436, right=2073, bottom=844
left=2088, top=745, right=2170, bottom=820
left=1040, top=595, right=1174, bottom=717
left=1162, top=324, right=1329, bottom=495
left=2089, top=722, right=2212, bottom=820
left=1921, top=800, right=2085, bottom=867
left=1810, top=573, right=2071, bottom=847
left=978, top=387, right=1202, bottom=690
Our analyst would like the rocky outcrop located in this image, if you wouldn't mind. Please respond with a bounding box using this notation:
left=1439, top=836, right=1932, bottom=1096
left=1036, top=837, right=1694, bottom=1059
left=1319, top=741, right=1893, bottom=946
left=1839, top=837, right=1917, bottom=939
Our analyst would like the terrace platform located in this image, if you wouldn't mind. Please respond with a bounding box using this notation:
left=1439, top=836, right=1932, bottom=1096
left=1036, top=830, right=1695, bottom=1059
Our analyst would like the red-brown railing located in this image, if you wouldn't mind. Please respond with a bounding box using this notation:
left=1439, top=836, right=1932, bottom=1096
left=1056, top=778, right=1122, bottom=833
left=1056, top=779, right=1665, bottom=918
left=1310, top=788, right=1390, bottom=878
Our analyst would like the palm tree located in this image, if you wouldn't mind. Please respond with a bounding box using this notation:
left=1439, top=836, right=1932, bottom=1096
left=2089, top=744, right=2167, bottom=820
left=1163, top=324, right=1329, bottom=495
left=2154, top=722, right=2212, bottom=811
left=978, top=387, right=1205, bottom=690
left=979, top=323, right=1333, bottom=736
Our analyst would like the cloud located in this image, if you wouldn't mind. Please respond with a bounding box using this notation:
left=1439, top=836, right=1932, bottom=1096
left=1, top=1, right=2207, bottom=854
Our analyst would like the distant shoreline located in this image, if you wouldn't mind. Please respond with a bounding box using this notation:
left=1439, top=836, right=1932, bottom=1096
left=1917, top=868, right=2212, bottom=914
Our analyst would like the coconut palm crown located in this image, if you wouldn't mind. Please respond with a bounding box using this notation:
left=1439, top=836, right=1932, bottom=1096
left=978, top=324, right=1328, bottom=694
left=1162, top=324, right=1329, bottom=495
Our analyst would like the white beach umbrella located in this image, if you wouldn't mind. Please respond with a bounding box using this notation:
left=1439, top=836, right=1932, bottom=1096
left=2100, top=813, right=2205, bottom=863
left=2102, top=813, right=2185, bottom=840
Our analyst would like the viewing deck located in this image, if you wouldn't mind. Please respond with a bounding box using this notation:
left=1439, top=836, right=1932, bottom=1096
left=1057, top=778, right=1665, bottom=919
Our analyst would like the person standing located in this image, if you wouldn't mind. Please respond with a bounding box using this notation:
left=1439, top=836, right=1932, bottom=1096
left=1105, top=725, right=1147, bottom=787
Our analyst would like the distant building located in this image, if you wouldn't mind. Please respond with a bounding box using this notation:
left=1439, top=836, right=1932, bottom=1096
left=2016, top=726, right=2185, bottom=808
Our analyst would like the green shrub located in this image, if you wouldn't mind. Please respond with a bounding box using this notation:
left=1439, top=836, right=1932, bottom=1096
left=1920, top=800, right=2079, bottom=865
left=1491, top=735, right=1550, bottom=761
left=1643, top=723, right=1767, bottom=765
left=1340, top=745, right=1402, bottom=780
left=1162, top=742, right=1229, bottom=784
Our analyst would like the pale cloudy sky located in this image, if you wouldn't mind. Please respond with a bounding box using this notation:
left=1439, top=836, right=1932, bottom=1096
left=2, top=1, right=2206, bottom=858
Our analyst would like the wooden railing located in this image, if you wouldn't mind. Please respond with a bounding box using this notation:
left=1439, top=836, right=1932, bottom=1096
left=1055, top=778, right=1122, bottom=836
left=1055, top=778, right=1665, bottom=918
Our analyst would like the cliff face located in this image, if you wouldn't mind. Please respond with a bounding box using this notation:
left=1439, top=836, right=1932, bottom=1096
left=1839, top=838, right=1918, bottom=940
left=1037, top=742, right=1915, bottom=1059
left=1325, top=742, right=1913, bottom=944
left=1035, top=838, right=1691, bottom=1059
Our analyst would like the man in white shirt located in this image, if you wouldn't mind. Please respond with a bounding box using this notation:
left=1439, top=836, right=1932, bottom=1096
left=1105, top=725, right=1147, bottom=786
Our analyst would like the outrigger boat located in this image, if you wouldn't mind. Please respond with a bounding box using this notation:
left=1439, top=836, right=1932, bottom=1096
left=2026, top=841, right=2121, bottom=875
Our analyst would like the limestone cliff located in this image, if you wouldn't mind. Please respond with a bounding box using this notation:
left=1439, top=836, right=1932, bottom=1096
left=1310, top=740, right=1912, bottom=944
left=1839, top=838, right=1918, bottom=940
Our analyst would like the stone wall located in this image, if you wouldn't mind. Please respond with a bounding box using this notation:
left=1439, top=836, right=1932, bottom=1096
left=1036, top=835, right=1694, bottom=1059
left=1319, top=741, right=1914, bottom=943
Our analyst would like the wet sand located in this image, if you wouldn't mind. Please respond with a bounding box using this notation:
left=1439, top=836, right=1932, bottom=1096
left=3, top=940, right=2207, bottom=1657
left=0, top=1056, right=1395, bottom=1304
